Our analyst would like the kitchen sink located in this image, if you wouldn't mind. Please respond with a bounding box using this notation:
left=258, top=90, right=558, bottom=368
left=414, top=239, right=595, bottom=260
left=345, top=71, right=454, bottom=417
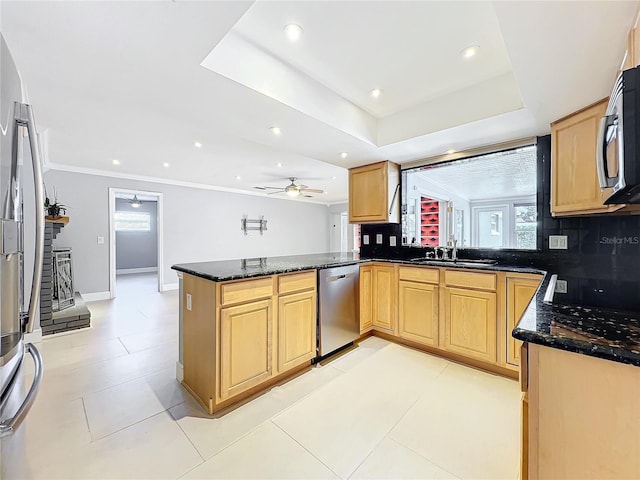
left=409, top=258, right=497, bottom=266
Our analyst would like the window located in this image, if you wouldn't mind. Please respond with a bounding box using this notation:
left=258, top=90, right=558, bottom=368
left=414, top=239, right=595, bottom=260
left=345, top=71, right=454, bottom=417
left=115, top=211, right=151, bottom=232
left=514, top=203, right=537, bottom=249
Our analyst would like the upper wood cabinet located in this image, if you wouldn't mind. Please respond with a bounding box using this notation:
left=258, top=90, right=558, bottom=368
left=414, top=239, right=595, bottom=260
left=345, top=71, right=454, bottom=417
left=505, top=275, right=541, bottom=368
left=349, top=161, right=400, bottom=224
left=550, top=99, right=624, bottom=217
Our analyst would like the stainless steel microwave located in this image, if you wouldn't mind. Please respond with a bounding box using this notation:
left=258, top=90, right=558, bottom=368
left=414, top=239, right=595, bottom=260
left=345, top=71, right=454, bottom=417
left=597, top=66, right=640, bottom=204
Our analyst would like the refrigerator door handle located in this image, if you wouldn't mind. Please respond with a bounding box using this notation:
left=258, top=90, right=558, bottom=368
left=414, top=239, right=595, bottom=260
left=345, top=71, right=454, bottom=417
left=14, top=103, right=45, bottom=334
left=0, top=343, right=43, bottom=437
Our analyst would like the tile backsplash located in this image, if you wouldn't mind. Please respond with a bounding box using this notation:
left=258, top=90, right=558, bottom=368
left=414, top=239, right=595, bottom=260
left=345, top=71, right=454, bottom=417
left=360, top=135, right=640, bottom=311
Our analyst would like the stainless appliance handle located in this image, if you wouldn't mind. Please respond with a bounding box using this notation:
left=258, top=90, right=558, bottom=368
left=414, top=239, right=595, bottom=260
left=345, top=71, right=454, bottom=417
left=326, top=272, right=356, bottom=282
left=596, top=116, right=608, bottom=190
left=0, top=343, right=43, bottom=437
left=15, top=103, right=45, bottom=334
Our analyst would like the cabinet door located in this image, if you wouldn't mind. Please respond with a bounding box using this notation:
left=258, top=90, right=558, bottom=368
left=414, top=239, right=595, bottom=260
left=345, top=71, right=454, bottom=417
left=443, top=287, right=497, bottom=363
left=398, top=280, right=438, bottom=346
left=551, top=99, right=621, bottom=216
left=219, top=299, right=273, bottom=401
left=349, top=162, right=388, bottom=223
left=359, top=266, right=373, bottom=333
left=278, top=290, right=317, bottom=373
left=373, top=265, right=397, bottom=333
left=506, top=277, right=540, bottom=368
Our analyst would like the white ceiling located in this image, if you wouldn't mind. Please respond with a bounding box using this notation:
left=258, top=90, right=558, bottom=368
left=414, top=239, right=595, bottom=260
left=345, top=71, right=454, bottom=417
left=1, top=1, right=638, bottom=204
left=411, top=146, right=537, bottom=202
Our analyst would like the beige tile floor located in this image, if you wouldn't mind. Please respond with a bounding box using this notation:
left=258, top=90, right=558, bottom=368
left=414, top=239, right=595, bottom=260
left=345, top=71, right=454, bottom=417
left=1, top=273, right=521, bottom=480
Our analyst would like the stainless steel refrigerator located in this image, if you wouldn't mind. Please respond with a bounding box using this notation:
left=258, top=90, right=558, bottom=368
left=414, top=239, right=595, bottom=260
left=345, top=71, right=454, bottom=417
left=0, top=33, right=44, bottom=437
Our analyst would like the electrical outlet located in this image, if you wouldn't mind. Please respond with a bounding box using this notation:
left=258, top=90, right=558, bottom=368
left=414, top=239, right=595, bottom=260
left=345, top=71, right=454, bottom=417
left=97, top=236, right=104, bottom=245
left=376, top=234, right=383, bottom=244
left=555, top=280, right=568, bottom=294
left=389, top=236, right=397, bottom=247
left=549, top=235, right=568, bottom=250
left=363, top=234, right=369, bottom=245
left=186, top=293, right=192, bottom=311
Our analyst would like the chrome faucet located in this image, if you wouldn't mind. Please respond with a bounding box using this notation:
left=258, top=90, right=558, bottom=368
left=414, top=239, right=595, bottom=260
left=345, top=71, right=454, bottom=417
left=451, top=238, right=458, bottom=261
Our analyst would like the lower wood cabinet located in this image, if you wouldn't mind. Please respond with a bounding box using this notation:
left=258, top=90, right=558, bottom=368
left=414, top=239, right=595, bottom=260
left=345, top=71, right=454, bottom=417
left=506, top=276, right=541, bottom=368
left=220, top=299, right=273, bottom=399
left=278, top=289, right=317, bottom=373
left=443, top=286, right=497, bottom=363
left=398, top=280, right=438, bottom=346
left=219, top=298, right=273, bottom=401
left=372, top=264, right=398, bottom=333
left=359, top=265, right=373, bottom=333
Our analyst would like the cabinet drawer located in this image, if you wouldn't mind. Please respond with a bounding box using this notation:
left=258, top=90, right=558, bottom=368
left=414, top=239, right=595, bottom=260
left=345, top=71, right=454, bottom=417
left=278, top=271, right=316, bottom=295
left=399, top=266, right=439, bottom=284
left=220, top=277, right=274, bottom=306
left=444, top=270, right=496, bottom=291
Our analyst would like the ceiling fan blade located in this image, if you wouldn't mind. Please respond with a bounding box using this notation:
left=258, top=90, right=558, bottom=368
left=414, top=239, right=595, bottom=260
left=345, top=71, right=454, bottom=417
left=254, top=186, right=285, bottom=190
left=267, top=190, right=286, bottom=195
left=300, top=188, right=324, bottom=194
left=297, top=184, right=308, bottom=190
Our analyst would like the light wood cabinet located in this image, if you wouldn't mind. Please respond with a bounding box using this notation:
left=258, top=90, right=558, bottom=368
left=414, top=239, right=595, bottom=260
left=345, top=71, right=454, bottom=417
left=551, top=99, right=625, bottom=216
left=398, top=279, right=438, bottom=346
left=526, top=343, right=640, bottom=479
left=219, top=298, right=273, bottom=401
left=506, top=276, right=541, bottom=368
left=443, top=280, right=497, bottom=363
left=372, top=264, right=398, bottom=333
left=278, top=288, right=316, bottom=373
left=359, top=265, right=373, bottom=333
left=182, top=270, right=317, bottom=414
left=349, top=161, right=400, bottom=224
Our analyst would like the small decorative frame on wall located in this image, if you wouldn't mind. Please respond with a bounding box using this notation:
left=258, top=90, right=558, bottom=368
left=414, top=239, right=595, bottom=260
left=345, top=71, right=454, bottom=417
left=240, top=215, right=268, bottom=235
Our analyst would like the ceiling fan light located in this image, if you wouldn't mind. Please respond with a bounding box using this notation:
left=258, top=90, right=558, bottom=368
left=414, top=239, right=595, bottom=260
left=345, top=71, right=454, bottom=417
left=130, top=195, right=142, bottom=208
left=286, top=189, right=300, bottom=197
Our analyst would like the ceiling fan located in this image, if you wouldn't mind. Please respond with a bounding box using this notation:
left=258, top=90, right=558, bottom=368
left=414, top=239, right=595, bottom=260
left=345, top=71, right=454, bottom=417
left=254, top=177, right=324, bottom=197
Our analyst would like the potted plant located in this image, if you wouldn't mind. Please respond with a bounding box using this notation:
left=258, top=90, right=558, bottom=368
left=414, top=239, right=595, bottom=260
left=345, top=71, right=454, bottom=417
left=44, top=186, right=68, bottom=221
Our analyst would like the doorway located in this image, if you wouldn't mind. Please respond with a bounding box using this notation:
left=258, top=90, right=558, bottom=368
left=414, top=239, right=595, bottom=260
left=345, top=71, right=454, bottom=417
left=108, top=188, right=164, bottom=299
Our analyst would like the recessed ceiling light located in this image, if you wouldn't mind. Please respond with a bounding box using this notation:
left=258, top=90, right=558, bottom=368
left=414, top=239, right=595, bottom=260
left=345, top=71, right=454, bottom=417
left=194, top=141, right=202, bottom=148
left=283, top=24, right=303, bottom=42
left=340, top=152, right=348, bottom=159
left=331, top=176, right=337, bottom=180
left=370, top=88, right=383, bottom=98
left=236, top=175, right=241, bottom=180
left=277, top=162, right=282, bottom=168
left=446, top=149, right=456, bottom=154
left=461, top=45, right=480, bottom=59
left=270, top=126, right=281, bottom=135
left=163, top=162, right=170, bottom=168
left=112, top=159, right=120, bottom=166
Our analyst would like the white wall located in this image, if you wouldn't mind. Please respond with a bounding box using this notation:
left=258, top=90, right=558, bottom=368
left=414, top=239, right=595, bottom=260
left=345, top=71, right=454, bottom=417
left=45, top=170, right=331, bottom=295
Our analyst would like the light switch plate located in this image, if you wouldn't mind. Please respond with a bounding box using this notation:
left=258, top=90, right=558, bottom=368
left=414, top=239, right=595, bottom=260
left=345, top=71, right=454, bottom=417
left=376, top=234, right=383, bottom=244
left=363, top=234, right=370, bottom=245
left=389, top=236, right=397, bottom=247
left=555, top=279, right=568, bottom=294
left=549, top=235, right=568, bottom=250
left=97, top=236, right=104, bottom=245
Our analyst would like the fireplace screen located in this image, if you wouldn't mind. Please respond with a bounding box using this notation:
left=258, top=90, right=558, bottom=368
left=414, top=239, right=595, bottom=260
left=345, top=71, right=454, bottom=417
left=53, top=249, right=75, bottom=311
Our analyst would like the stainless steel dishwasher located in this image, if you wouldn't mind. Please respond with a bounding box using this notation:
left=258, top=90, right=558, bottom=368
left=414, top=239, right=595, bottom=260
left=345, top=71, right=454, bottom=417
left=318, top=264, right=360, bottom=357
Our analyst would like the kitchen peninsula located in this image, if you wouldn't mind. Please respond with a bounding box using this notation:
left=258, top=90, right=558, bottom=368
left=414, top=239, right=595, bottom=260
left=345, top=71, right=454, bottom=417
left=172, top=252, right=545, bottom=414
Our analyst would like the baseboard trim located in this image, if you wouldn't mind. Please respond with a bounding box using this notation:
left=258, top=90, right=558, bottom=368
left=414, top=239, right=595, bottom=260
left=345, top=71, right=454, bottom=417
left=162, top=283, right=179, bottom=292
left=81, top=291, right=111, bottom=302
left=176, top=361, right=184, bottom=382
left=24, top=328, right=42, bottom=344
left=116, top=267, right=158, bottom=275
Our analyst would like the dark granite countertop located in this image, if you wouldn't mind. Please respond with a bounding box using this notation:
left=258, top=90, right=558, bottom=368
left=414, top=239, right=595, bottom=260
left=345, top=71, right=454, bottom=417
left=171, top=253, right=543, bottom=282
left=172, top=253, right=640, bottom=367
left=513, top=273, right=640, bottom=367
